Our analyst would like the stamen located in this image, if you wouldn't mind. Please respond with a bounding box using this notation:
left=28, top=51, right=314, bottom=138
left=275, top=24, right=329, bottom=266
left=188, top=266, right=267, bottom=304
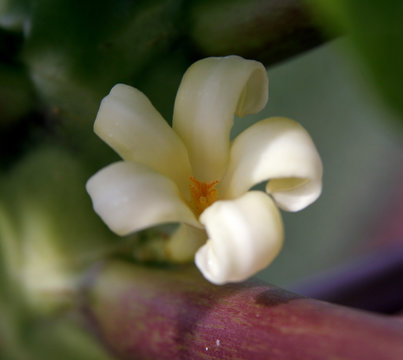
left=189, top=176, right=219, bottom=216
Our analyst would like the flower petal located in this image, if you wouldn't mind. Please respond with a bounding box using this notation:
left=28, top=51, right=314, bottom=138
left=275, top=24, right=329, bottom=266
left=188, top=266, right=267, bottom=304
left=195, top=191, right=283, bottom=284
left=86, top=161, right=200, bottom=236
left=220, top=117, right=322, bottom=212
left=165, top=224, right=206, bottom=263
left=94, top=84, right=192, bottom=193
left=173, top=55, right=268, bottom=182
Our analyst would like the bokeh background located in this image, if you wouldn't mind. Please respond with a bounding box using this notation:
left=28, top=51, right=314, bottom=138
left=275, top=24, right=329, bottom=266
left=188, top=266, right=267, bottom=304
left=1, top=0, right=402, bottom=358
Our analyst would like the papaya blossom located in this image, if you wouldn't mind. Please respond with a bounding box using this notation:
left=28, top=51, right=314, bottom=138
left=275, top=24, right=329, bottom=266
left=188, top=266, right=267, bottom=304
left=86, top=56, right=322, bottom=285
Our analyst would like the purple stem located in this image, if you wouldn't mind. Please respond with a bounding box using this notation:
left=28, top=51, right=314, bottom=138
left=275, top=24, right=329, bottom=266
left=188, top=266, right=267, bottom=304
left=85, top=261, right=403, bottom=360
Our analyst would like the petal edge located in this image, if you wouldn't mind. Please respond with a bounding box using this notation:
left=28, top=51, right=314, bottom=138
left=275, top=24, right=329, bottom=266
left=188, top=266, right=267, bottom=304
left=221, top=117, right=322, bottom=212
left=86, top=162, right=200, bottom=236
left=173, top=56, right=268, bottom=181
left=94, top=84, right=192, bottom=193
left=195, top=191, right=283, bottom=284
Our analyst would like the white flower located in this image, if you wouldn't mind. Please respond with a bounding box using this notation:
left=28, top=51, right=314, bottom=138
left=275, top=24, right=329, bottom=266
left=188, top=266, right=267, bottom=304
left=86, top=55, right=322, bottom=285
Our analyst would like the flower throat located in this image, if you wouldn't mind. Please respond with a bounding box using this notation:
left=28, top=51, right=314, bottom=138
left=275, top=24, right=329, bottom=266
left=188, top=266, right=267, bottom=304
left=189, top=176, right=219, bottom=216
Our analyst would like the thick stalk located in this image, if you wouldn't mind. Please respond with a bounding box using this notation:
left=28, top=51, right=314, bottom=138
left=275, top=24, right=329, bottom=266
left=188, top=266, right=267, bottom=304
left=85, top=261, right=403, bottom=360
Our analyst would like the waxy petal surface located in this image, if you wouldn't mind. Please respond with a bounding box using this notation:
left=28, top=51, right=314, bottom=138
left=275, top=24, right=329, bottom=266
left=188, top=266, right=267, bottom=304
left=94, top=84, right=192, bottom=194
left=86, top=162, right=199, bottom=236
left=173, top=56, right=268, bottom=182
left=195, top=191, right=283, bottom=284
left=221, top=117, right=322, bottom=211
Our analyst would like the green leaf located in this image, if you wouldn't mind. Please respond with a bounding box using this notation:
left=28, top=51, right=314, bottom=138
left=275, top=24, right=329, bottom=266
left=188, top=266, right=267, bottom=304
left=306, top=0, right=403, bottom=123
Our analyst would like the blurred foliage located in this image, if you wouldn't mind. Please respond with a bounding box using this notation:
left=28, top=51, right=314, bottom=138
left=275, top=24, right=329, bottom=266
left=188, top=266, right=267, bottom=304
left=1, top=0, right=191, bottom=146
left=0, top=0, right=402, bottom=358
left=0, top=0, right=323, bottom=127
left=0, top=63, right=35, bottom=126
left=0, top=146, right=119, bottom=309
left=22, top=0, right=185, bottom=119
left=0, top=145, right=121, bottom=358
left=306, top=0, right=403, bottom=124
left=190, top=0, right=325, bottom=64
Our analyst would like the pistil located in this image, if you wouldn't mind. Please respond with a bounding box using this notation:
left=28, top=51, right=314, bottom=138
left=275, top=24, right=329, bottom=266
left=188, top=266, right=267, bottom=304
left=189, top=176, right=219, bottom=216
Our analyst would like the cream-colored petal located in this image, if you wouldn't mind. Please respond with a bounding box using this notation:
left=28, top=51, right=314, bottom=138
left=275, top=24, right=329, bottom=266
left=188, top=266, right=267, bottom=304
left=94, top=84, right=192, bottom=194
left=220, top=117, right=323, bottom=212
left=86, top=161, right=200, bottom=236
left=165, top=224, right=206, bottom=263
left=195, top=191, right=283, bottom=285
left=173, top=56, right=268, bottom=182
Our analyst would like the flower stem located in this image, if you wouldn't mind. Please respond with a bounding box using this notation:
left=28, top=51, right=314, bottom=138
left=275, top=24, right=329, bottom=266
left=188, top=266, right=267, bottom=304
left=85, top=261, right=403, bottom=360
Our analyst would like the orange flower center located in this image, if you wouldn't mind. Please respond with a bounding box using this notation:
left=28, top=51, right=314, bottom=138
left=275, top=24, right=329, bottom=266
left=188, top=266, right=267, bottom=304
left=189, top=176, right=219, bottom=216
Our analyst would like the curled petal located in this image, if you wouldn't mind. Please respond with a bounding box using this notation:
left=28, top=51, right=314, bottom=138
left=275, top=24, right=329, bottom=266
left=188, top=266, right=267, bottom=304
left=220, top=117, right=322, bottom=212
left=173, top=55, right=268, bottom=182
left=195, top=191, right=283, bottom=285
left=86, top=162, right=200, bottom=236
left=94, top=84, right=192, bottom=193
